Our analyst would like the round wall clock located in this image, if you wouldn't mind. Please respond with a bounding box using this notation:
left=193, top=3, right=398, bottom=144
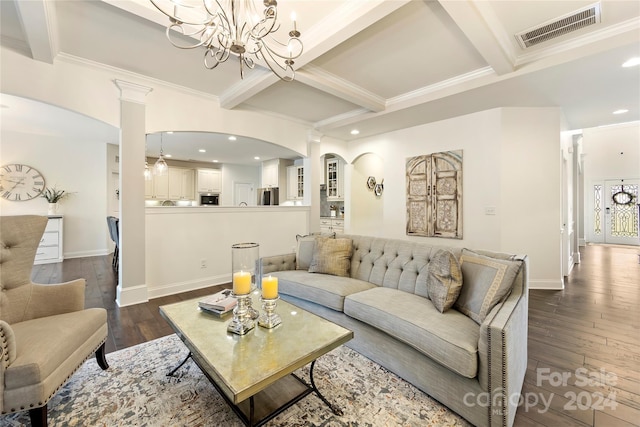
left=0, top=163, right=46, bottom=201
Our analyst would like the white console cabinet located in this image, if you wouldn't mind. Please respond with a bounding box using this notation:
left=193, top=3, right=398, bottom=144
left=34, top=216, right=64, bottom=265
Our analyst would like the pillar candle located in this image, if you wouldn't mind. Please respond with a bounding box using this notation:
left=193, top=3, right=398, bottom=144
left=233, top=271, right=251, bottom=295
left=262, top=275, right=278, bottom=299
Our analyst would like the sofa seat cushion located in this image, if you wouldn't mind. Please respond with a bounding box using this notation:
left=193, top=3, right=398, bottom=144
left=5, top=308, right=107, bottom=390
left=273, top=270, right=376, bottom=311
left=344, top=287, right=479, bottom=378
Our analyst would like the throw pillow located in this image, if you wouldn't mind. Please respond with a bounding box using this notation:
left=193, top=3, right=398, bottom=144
left=426, top=249, right=463, bottom=313
left=454, top=249, right=522, bottom=324
left=295, top=233, right=335, bottom=270
left=308, top=237, right=353, bottom=277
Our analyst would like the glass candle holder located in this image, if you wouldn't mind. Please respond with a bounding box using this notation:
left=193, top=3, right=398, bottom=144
left=231, top=242, right=260, bottom=322
left=231, top=242, right=260, bottom=295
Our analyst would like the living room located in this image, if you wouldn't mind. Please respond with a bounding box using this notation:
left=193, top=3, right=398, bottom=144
left=1, top=1, right=639, bottom=426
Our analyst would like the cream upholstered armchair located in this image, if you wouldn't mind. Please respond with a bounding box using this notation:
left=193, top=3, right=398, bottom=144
left=0, top=215, right=108, bottom=427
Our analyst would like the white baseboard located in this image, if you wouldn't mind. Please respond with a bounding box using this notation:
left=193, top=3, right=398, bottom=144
left=529, top=279, right=564, bottom=290
left=147, top=274, right=231, bottom=300
left=64, top=249, right=110, bottom=259
left=573, top=251, right=581, bottom=264
left=116, top=284, right=149, bottom=307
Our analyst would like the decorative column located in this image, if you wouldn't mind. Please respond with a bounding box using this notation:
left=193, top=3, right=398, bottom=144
left=114, top=80, right=153, bottom=307
left=306, top=130, right=322, bottom=233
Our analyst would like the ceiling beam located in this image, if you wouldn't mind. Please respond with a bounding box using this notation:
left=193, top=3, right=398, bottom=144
left=438, top=0, right=515, bottom=75
left=295, top=65, right=386, bottom=113
left=14, top=0, right=59, bottom=64
left=219, top=0, right=410, bottom=110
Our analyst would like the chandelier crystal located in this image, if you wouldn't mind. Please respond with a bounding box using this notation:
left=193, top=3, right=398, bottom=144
left=150, top=0, right=303, bottom=81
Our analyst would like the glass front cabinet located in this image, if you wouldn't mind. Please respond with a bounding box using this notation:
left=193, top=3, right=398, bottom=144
left=287, top=165, right=304, bottom=201
left=326, top=158, right=344, bottom=201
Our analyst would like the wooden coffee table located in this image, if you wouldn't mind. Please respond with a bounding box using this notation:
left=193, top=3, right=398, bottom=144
left=159, top=292, right=353, bottom=427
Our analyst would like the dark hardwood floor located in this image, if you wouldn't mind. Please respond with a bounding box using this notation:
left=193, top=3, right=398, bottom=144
left=31, top=244, right=640, bottom=427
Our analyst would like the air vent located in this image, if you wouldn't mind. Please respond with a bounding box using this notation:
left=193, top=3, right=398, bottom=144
left=515, top=3, right=601, bottom=49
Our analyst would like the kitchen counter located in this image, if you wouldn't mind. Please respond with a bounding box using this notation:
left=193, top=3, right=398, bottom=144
left=146, top=205, right=310, bottom=213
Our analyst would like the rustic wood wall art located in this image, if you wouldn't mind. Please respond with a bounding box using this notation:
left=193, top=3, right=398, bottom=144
left=406, top=150, right=462, bottom=239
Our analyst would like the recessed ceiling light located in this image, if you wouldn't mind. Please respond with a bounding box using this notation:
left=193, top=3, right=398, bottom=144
left=167, top=131, right=174, bottom=134
left=350, top=129, right=360, bottom=135
left=254, top=156, right=260, bottom=160
left=164, top=154, right=172, bottom=158
left=228, top=136, right=237, bottom=141
left=212, top=160, right=219, bottom=163
left=622, top=57, right=640, bottom=67
left=199, top=149, right=206, bottom=153
left=613, top=109, right=629, bottom=115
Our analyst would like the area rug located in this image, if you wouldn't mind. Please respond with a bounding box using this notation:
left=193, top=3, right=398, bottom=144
left=2, top=334, right=470, bottom=426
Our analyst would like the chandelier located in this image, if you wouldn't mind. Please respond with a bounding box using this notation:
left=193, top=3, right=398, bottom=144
left=150, top=0, right=303, bottom=81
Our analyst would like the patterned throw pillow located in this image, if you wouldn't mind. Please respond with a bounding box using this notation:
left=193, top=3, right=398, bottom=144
left=308, top=238, right=353, bottom=277
left=454, top=249, right=522, bottom=324
left=426, top=249, right=463, bottom=313
left=295, top=233, right=335, bottom=270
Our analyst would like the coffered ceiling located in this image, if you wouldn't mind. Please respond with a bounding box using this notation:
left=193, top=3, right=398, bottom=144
left=1, top=0, right=639, bottom=164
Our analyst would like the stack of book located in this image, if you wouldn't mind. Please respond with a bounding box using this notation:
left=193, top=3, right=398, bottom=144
left=198, top=289, right=237, bottom=316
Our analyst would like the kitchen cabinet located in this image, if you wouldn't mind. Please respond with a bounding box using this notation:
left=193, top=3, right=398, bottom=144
left=197, top=169, right=221, bottom=193
left=147, top=172, right=169, bottom=199
left=326, top=158, right=344, bottom=201
left=169, top=168, right=195, bottom=200
left=286, top=165, right=304, bottom=200
left=261, top=158, right=292, bottom=188
left=319, top=217, right=344, bottom=234
left=34, top=216, right=63, bottom=265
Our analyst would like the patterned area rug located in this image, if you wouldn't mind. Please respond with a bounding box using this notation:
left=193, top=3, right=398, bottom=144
left=3, top=334, right=470, bottom=426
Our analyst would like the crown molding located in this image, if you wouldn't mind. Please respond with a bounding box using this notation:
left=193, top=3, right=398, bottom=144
left=55, top=53, right=219, bottom=103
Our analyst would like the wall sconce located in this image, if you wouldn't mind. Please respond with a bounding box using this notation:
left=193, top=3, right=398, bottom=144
left=366, top=176, right=384, bottom=197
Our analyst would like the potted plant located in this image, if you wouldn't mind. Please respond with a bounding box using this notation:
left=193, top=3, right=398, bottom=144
left=42, top=187, right=68, bottom=215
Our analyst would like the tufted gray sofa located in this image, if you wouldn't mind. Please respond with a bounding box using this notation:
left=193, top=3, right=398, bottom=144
left=262, top=234, right=528, bottom=427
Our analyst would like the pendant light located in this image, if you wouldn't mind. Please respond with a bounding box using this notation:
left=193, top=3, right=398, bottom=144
left=154, top=132, right=168, bottom=176
left=144, top=137, right=152, bottom=181
left=144, top=160, right=152, bottom=181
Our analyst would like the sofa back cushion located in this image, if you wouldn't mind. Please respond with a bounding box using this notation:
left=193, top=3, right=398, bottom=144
left=345, top=235, right=462, bottom=299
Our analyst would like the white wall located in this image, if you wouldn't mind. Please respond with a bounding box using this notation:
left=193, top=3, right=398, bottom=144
left=344, top=107, right=563, bottom=289
left=145, top=206, right=309, bottom=300
left=0, top=130, right=109, bottom=258
left=347, top=108, right=503, bottom=248
left=351, top=153, right=385, bottom=236
left=220, top=164, right=260, bottom=206
left=582, top=122, right=639, bottom=179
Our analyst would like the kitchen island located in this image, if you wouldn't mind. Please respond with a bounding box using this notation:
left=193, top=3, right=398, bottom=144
left=145, top=206, right=310, bottom=299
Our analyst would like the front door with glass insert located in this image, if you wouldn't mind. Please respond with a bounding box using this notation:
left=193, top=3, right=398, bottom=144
left=592, top=179, right=639, bottom=245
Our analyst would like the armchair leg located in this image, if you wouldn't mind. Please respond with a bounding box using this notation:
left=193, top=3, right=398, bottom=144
left=29, top=404, right=48, bottom=427
left=96, top=342, right=109, bottom=370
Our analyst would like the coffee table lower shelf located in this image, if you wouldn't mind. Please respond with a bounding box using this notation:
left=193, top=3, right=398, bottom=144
left=168, top=351, right=343, bottom=427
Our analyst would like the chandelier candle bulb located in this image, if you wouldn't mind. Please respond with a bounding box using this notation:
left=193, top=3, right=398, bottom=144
left=233, top=271, right=251, bottom=295
left=262, top=275, right=278, bottom=299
